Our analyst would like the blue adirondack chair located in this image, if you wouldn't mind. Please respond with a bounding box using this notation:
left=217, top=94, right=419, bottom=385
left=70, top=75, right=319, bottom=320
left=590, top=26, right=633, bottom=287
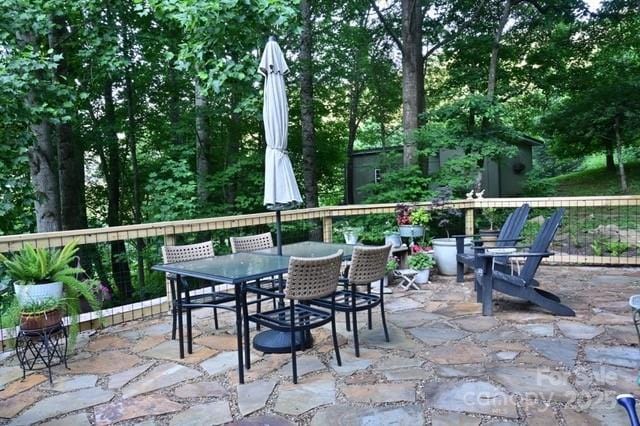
left=455, top=203, right=531, bottom=284
left=477, top=208, right=574, bottom=316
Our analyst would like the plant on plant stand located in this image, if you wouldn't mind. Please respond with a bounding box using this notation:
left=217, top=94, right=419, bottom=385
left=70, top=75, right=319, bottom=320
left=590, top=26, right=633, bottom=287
left=379, top=257, right=399, bottom=293
left=396, top=204, right=430, bottom=245
left=339, top=224, right=363, bottom=244
left=430, top=187, right=470, bottom=276
left=0, top=241, right=101, bottom=347
left=408, top=252, right=436, bottom=284
left=479, top=207, right=500, bottom=247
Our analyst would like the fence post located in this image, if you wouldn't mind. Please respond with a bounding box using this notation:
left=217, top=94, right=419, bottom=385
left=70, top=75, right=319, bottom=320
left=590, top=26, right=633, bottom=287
left=465, top=208, right=474, bottom=236
left=163, top=231, right=176, bottom=312
left=323, top=216, right=333, bottom=243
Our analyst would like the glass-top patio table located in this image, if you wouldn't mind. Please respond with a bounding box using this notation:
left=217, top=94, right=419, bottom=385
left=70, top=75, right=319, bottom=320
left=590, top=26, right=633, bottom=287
left=151, top=242, right=356, bottom=384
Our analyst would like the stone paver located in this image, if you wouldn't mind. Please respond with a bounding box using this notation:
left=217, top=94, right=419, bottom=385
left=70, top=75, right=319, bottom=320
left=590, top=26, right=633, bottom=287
left=388, top=310, right=446, bottom=328
left=454, top=316, right=499, bottom=332
left=86, top=335, right=130, bottom=352
left=108, top=362, right=154, bottom=389
left=237, top=379, right=277, bottom=415
left=311, top=404, right=424, bottom=425
left=0, top=374, right=47, bottom=399
left=384, top=297, right=423, bottom=312
left=425, top=380, right=517, bottom=418
left=121, top=363, right=202, bottom=399
left=329, top=349, right=373, bottom=376
left=0, top=366, right=23, bottom=388
left=409, top=323, right=468, bottom=345
left=41, top=413, right=91, bottom=426
left=280, top=355, right=326, bottom=378
left=200, top=351, right=238, bottom=376
left=427, top=342, right=487, bottom=364
left=489, top=365, right=576, bottom=402
left=342, top=383, right=416, bottom=403
left=174, top=381, right=227, bottom=398
left=275, top=375, right=335, bottom=416
left=169, top=401, right=231, bottom=426
left=43, top=374, right=98, bottom=392
left=94, top=394, right=182, bottom=426
left=516, top=323, right=555, bottom=337
left=585, top=345, right=640, bottom=368
left=9, top=388, right=114, bottom=426
left=142, top=340, right=216, bottom=363
left=529, top=338, right=578, bottom=367
left=229, top=415, right=294, bottom=426
left=474, top=327, right=528, bottom=342
left=67, top=351, right=141, bottom=375
left=195, top=334, right=238, bottom=351
left=431, top=412, right=481, bottom=426
left=557, top=320, right=604, bottom=339
left=357, top=324, right=420, bottom=351
left=0, top=390, right=44, bottom=418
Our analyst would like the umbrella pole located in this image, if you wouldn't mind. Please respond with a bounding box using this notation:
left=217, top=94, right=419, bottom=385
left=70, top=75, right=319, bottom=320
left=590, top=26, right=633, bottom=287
left=276, top=209, right=282, bottom=256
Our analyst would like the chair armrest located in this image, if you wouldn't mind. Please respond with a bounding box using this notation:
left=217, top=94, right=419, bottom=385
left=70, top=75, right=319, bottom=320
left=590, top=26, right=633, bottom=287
left=472, top=245, right=530, bottom=251
left=452, top=234, right=481, bottom=239
left=478, top=251, right=554, bottom=259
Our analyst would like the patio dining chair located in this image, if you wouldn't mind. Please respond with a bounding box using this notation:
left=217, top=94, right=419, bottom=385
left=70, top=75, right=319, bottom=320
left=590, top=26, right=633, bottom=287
left=246, top=251, right=343, bottom=384
left=230, top=232, right=280, bottom=320
left=477, top=208, right=574, bottom=316
left=161, top=242, right=235, bottom=340
left=455, top=203, right=531, bottom=288
left=310, top=244, right=392, bottom=357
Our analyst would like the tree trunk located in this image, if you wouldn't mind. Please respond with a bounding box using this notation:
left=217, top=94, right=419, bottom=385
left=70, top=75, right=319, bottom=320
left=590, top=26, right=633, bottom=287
left=345, top=83, right=362, bottom=205
left=299, top=0, right=319, bottom=209
left=604, top=138, right=615, bottom=171
left=124, top=30, right=146, bottom=292
left=104, top=80, right=133, bottom=298
left=21, top=30, right=61, bottom=233
left=487, top=0, right=512, bottom=102
left=195, top=79, right=210, bottom=204
left=614, top=115, right=628, bottom=193
left=401, top=0, right=423, bottom=166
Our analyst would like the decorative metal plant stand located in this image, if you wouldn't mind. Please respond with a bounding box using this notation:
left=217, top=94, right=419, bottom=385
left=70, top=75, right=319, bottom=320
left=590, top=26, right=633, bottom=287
left=15, top=322, right=68, bottom=384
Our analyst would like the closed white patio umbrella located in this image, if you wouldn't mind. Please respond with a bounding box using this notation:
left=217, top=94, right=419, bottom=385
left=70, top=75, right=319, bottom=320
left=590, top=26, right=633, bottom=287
left=259, top=36, right=302, bottom=253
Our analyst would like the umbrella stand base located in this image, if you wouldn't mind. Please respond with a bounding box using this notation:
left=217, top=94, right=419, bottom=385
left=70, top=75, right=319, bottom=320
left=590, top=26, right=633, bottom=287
left=252, top=330, right=313, bottom=354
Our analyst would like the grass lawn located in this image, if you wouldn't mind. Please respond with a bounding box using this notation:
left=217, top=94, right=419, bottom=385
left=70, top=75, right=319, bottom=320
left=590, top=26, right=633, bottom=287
left=544, top=161, right=640, bottom=196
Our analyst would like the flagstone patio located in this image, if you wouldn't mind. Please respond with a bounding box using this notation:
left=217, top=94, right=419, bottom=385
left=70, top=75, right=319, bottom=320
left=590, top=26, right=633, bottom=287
left=1, top=265, right=640, bottom=425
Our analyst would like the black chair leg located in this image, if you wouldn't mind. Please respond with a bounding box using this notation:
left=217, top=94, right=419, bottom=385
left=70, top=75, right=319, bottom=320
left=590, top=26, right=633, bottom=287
left=456, top=261, right=464, bottom=283
left=213, top=307, right=219, bottom=330
left=367, top=286, right=372, bottom=330
left=331, top=313, right=341, bottom=366
left=171, top=305, right=177, bottom=340
left=351, top=284, right=360, bottom=357
left=290, top=303, right=298, bottom=384
left=380, top=289, right=390, bottom=342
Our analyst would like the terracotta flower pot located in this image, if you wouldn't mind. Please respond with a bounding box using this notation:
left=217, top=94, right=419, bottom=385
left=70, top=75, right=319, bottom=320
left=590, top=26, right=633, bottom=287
left=20, top=309, right=62, bottom=331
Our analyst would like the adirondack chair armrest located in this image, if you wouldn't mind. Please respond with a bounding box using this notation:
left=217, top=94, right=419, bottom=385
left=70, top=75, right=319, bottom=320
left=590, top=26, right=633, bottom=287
left=472, top=244, right=530, bottom=251
left=493, top=237, right=523, bottom=243
left=478, top=251, right=554, bottom=259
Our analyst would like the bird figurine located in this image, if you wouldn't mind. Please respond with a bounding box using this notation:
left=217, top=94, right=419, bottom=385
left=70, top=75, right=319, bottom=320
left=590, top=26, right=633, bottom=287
left=617, top=394, right=640, bottom=426
left=465, top=190, right=475, bottom=200
left=475, top=189, right=485, bottom=199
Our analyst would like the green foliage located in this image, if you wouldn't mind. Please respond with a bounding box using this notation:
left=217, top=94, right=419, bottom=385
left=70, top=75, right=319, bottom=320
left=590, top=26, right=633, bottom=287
left=17, top=297, right=60, bottom=314
left=385, top=258, right=398, bottom=273
left=604, top=240, right=631, bottom=257
left=480, top=208, right=499, bottom=230
left=408, top=252, right=435, bottom=270
left=362, top=166, right=432, bottom=203
left=590, top=239, right=604, bottom=256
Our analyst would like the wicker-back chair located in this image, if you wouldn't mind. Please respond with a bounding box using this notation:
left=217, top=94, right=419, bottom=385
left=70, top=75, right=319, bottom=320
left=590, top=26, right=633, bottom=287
left=229, top=233, right=274, bottom=253
left=248, top=251, right=343, bottom=383
left=311, top=244, right=392, bottom=357
left=161, top=241, right=234, bottom=341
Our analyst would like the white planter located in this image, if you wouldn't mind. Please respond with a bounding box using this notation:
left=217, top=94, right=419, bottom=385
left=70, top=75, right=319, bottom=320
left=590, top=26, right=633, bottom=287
left=14, top=281, right=64, bottom=305
left=432, top=238, right=472, bottom=276
left=415, top=269, right=430, bottom=284
left=384, top=233, right=402, bottom=248
left=343, top=232, right=359, bottom=244
left=399, top=225, right=424, bottom=238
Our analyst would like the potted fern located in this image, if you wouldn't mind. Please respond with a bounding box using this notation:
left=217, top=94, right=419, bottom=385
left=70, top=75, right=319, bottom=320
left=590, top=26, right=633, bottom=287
left=0, top=241, right=100, bottom=345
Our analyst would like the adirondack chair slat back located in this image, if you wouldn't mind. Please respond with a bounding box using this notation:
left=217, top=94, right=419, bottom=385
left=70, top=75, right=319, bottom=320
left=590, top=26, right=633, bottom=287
left=496, top=203, right=530, bottom=248
left=520, top=208, right=565, bottom=281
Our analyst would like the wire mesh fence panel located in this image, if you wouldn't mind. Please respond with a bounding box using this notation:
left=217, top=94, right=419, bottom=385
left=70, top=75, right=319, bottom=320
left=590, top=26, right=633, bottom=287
left=1, top=196, right=639, bottom=348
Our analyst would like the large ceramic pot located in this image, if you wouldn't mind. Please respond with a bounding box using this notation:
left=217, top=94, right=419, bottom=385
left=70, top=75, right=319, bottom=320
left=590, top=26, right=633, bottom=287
left=14, top=282, right=63, bottom=305
left=432, top=238, right=472, bottom=275
left=399, top=225, right=424, bottom=238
